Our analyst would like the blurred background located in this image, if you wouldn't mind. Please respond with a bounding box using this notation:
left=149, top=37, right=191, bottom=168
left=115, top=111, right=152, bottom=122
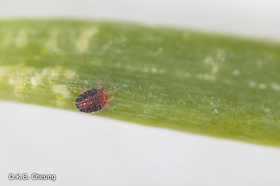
left=1, top=0, right=280, bottom=39
left=1, top=0, right=280, bottom=185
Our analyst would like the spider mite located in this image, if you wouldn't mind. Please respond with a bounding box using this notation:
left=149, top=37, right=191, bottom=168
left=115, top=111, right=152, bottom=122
left=71, top=82, right=116, bottom=115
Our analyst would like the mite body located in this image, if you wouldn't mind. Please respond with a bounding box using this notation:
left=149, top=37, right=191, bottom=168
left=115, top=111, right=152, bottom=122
left=72, top=82, right=116, bottom=115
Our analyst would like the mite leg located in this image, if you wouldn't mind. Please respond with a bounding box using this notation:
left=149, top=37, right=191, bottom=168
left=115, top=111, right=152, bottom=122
left=105, top=104, right=110, bottom=108
left=75, top=87, right=88, bottom=92
left=103, top=90, right=116, bottom=94
left=106, top=97, right=115, bottom=103
left=71, top=88, right=84, bottom=94
left=98, top=81, right=102, bottom=90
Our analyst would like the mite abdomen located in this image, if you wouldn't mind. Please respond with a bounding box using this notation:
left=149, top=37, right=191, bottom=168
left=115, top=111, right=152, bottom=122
left=75, top=89, right=105, bottom=113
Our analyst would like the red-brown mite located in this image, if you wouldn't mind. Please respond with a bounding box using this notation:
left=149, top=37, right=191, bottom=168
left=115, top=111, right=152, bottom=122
left=71, top=82, right=116, bottom=115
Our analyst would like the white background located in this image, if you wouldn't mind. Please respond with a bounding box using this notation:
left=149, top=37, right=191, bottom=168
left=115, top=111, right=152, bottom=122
left=1, top=0, right=280, bottom=185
